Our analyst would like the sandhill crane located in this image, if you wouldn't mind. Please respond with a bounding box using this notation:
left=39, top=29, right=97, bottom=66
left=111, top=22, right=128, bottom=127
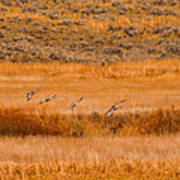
left=38, top=95, right=56, bottom=105
left=26, top=88, right=39, bottom=101
left=105, top=100, right=126, bottom=117
left=68, top=97, right=83, bottom=114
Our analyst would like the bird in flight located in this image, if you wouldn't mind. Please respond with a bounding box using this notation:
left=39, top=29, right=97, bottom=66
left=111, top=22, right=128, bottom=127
left=105, top=100, right=126, bottom=117
left=26, top=88, right=39, bottom=101
left=38, top=95, right=56, bottom=105
left=68, top=97, right=83, bottom=114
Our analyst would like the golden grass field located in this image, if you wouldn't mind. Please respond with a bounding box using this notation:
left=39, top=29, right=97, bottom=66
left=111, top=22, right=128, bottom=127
left=1, top=59, right=180, bottom=112
left=0, top=60, right=180, bottom=179
left=1, top=135, right=180, bottom=179
left=0, top=0, right=179, bottom=178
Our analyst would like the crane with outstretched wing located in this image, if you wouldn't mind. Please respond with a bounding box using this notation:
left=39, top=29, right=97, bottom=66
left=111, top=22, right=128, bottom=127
left=105, top=100, right=126, bottom=117
left=26, top=88, right=39, bottom=101
left=38, top=95, right=56, bottom=105
left=68, top=97, right=84, bottom=114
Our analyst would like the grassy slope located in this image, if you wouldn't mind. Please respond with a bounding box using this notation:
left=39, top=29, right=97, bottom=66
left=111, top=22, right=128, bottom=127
left=0, top=0, right=179, bottom=63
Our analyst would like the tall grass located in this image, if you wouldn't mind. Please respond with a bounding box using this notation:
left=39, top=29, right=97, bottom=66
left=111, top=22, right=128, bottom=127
left=1, top=135, right=180, bottom=179
left=0, top=104, right=179, bottom=136
left=1, top=161, right=180, bottom=179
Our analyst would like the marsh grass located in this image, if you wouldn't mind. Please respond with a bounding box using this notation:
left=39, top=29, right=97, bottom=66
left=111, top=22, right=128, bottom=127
left=0, top=104, right=179, bottom=136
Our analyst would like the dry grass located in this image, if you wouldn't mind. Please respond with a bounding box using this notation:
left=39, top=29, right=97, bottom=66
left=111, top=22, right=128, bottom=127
left=0, top=60, right=180, bottom=178
left=0, top=0, right=179, bottom=178
left=0, top=104, right=180, bottom=136
left=1, top=136, right=180, bottom=179
left=1, top=59, right=180, bottom=80
left=0, top=60, right=179, bottom=136
left=0, top=59, right=180, bottom=112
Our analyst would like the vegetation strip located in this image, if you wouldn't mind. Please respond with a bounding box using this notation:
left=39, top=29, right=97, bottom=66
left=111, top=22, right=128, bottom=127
left=0, top=105, right=179, bottom=136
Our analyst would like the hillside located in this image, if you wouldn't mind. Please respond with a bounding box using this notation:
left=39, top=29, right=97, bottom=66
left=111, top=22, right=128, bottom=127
left=0, top=0, right=179, bottom=64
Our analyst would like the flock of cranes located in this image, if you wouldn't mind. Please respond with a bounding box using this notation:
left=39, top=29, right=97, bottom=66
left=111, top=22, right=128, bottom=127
left=26, top=88, right=126, bottom=117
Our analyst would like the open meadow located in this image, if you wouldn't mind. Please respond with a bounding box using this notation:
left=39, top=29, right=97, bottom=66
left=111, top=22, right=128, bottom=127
left=0, top=60, right=180, bottom=179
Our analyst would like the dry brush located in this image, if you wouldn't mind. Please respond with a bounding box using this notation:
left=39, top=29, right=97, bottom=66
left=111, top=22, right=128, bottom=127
left=0, top=104, right=179, bottom=136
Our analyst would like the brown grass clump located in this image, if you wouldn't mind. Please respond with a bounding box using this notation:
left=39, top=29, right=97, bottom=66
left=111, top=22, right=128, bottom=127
left=0, top=104, right=179, bottom=136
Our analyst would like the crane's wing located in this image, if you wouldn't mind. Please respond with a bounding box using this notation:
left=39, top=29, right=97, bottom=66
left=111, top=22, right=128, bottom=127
left=45, top=95, right=56, bottom=102
left=105, top=107, right=114, bottom=117
left=26, top=88, right=39, bottom=101
left=76, top=97, right=83, bottom=104
left=38, top=95, right=56, bottom=105
left=68, top=97, right=83, bottom=109
left=49, top=95, right=56, bottom=100
left=114, top=100, right=126, bottom=107
left=32, top=88, right=39, bottom=94
left=105, top=100, right=126, bottom=117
